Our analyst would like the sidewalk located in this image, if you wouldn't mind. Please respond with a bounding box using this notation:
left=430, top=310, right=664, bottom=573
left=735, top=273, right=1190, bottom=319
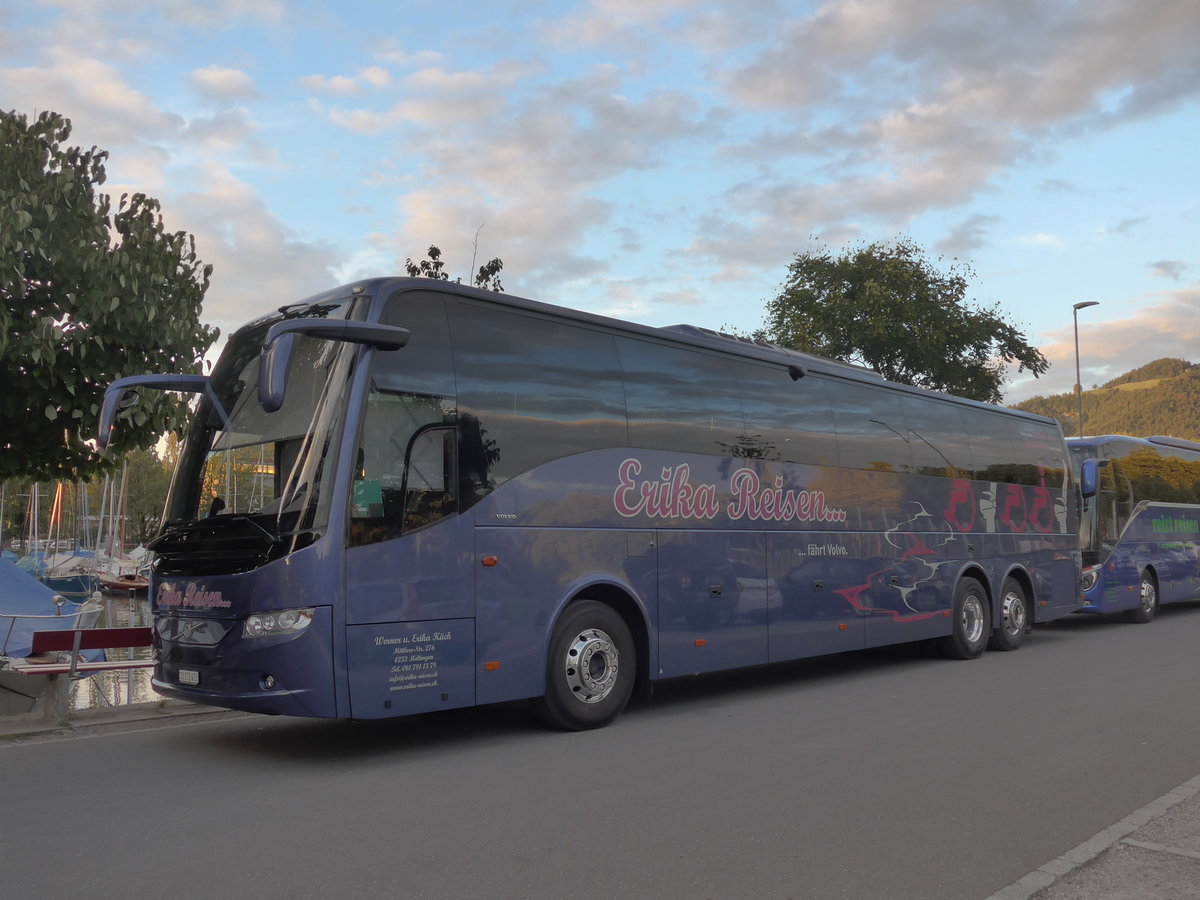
left=989, top=772, right=1200, bottom=900
left=0, top=697, right=248, bottom=742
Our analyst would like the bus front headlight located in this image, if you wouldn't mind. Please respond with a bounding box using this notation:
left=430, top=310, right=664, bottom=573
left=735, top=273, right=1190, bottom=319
left=243, top=607, right=315, bottom=638
left=1081, top=567, right=1099, bottom=592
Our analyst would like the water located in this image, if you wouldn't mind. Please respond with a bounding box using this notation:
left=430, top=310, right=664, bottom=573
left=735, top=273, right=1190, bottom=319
left=69, top=590, right=155, bottom=711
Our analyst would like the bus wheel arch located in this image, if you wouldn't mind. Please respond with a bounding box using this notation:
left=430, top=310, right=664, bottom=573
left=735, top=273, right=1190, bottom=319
left=1124, top=567, right=1159, bottom=624
left=937, top=574, right=990, bottom=660
left=988, top=570, right=1032, bottom=652
left=536, top=591, right=645, bottom=731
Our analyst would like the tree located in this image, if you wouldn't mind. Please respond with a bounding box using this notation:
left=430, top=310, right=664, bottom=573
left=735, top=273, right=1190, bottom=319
left=756, top=237, right=1047, bottom=404
left=122, top=446, right=174, bottom=546
left=405, top=244, right=504, bottom=292
left=0, top=109, right=218, bottom=482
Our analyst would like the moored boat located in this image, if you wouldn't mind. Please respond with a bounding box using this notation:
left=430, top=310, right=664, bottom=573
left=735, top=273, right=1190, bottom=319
left=1, top=559, right=102, bottom=715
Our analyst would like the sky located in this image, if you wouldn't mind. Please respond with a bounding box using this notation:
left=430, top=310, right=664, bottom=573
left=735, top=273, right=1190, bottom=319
left=2, top=0, right=1198, bottom=403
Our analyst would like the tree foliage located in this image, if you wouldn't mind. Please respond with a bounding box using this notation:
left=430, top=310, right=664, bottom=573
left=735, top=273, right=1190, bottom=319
left=122, top=446, right=174, bottom=546
left=405, top=244, right=504, bottom=292
left=756, top=237, right=1047, bottom=404
left=0, top=109, right=218, bottom=482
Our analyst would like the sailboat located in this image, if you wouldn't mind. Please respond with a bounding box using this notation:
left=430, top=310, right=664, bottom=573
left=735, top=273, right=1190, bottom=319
left=13, top=483, right=98, bottom=604
left=96, top=465, right=149, bottom=595
left=40, top=482, right=100, bottom=602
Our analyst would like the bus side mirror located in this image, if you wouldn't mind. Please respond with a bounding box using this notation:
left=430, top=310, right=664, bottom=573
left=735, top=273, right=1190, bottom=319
left=1080, top=459, right=1099, bottom=499
left=259, top=331, right=297, bottom=415
left=117, top=388, right=141, bottom=411
left=258, top=320, right=410, bottom=413
left=97, top=374, right=211, bottom=449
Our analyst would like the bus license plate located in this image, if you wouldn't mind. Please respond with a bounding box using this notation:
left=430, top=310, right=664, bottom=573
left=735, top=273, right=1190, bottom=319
left=178, top=669, right=200, bottom=686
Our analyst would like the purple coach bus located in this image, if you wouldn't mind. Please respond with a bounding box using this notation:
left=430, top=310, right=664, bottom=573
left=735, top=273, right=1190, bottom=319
left=99, top=278, right=1084, bottom=730
left=1068, top=434, right=1200, bottom=622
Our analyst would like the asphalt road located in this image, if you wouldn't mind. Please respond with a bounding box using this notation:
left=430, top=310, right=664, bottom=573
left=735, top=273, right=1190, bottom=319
left=5, top=603, right=1200, bottom=900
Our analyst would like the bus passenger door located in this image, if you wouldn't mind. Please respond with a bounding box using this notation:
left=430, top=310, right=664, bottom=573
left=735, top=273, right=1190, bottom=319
left=656, top=531, right=768, bottom=677
left=344, top=424, right=477, bottom=718
left=768, top=533, right=865, bottom=661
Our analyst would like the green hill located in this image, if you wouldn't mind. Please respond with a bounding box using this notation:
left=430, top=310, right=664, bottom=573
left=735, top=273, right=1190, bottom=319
left=1010, top=358, right=1200, bottom=441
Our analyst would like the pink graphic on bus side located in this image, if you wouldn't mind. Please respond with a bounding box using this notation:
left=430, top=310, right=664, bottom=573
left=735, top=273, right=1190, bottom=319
left=612, top=458, right=847, bottom=524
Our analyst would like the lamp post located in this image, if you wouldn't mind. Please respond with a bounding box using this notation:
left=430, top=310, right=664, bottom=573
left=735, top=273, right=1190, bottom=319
left=1073, top=301, right=1100, bottom=437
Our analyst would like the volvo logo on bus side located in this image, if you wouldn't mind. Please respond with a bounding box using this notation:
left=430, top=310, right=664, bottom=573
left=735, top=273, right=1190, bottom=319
left=156, top=582, right=232, bottom=610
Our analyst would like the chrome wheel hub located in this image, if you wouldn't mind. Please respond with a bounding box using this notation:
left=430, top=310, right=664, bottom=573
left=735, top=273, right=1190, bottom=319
left=1141, top=579, right=1157, bottom=613
left=1001, top=590, right=1027, bottom=635
left=563, top=627, right=619, bottom=704
left=962, top=595, right=986, bottom=645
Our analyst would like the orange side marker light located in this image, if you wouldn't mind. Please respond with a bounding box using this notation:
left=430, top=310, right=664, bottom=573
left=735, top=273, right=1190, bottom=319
left=481, top=555, right=498, bottom=567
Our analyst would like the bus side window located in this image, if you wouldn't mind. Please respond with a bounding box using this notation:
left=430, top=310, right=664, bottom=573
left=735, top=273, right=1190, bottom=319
left=402, top=425, right=457, bottom=533
left=899, top=395, right=970, bottom=478
left=618, top=337, right=745, bottom=456
left=963, top=408, right=1037, bottom=484
left=451, top=304, right=627, bottom=495
left=732, top=363, right=838, bottom=466
left=828, top=381, right=911, bottom=473
left=349, top=290, right=457, bottom=547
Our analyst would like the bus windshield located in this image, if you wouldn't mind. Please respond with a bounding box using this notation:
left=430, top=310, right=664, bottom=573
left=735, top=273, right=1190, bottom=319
left=162, top=300, right=357, bottom=550
left=1069, top=443, right=1103, bottom=564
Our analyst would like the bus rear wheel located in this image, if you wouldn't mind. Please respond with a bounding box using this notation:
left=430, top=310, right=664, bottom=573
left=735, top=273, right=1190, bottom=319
left=987, top=577, right=1029, bottom=652
left=538, top=600, right=635, bottom=731
left=937, top=577, right=989, bottom=660
left=1124, top=570, right=1158, bottom=624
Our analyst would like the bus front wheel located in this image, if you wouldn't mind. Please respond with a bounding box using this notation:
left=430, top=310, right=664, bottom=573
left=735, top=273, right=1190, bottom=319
left=938, top=577, right=989, bottom=660
left=1124, top=571, right=1158, bottom=624
left=538, top=600, right=635, bottom=731
left=987, top=577, right=1029, bottom=652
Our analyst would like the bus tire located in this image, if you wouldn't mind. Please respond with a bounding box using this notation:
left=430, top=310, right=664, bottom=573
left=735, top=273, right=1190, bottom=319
left=1124, top=570, right=1158, bottom=624
left=537, top=600, right=635, bottom=731
left=937, top=577, right=989, bottom=660
left=987, top=577, right=1029, bottom=652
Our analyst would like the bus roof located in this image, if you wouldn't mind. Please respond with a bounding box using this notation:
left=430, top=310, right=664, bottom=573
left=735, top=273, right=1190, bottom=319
left=1068, top=434, right=1200, bottom=454
left=262, top=276, right=1062, bottom=429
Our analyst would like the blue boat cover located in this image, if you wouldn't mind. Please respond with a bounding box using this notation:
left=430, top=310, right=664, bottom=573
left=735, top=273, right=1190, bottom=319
left=1, top=559, right=103, bottom=660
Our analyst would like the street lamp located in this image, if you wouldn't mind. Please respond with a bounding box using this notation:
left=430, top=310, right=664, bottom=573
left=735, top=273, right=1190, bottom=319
left=1073, top=301, right=1100, bottom=437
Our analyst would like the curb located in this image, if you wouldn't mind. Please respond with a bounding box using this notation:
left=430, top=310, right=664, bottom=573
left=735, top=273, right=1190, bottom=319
left=986, top=772, right=1200, bottom=899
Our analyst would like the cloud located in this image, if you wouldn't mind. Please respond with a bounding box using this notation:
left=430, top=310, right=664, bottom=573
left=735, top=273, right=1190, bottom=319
left=0, top=50, right=184, bottom=151
left=310, top=60, right=720, bottom=299
left=1015, top=233, right=1068, bottom=251
left=538, top=0, right=696, bottom=50
left=936, top=214, right=1001, bottom=255
left=1039, top=178, right=1080, bottom=194
left=301, top=74, right=363, bottom=95
left=1150, top=260, right=1188, bottom=280
left=359, top=66, right=392, bottom=89
left=1104, top=216, right=1149, bottom=236
left=370, top=38, right=443, bottom=68
left=300, top=66, right=394, bottom=96
left=717, top=0, right=1200, bottom=230
left=1007, top=282, right=1200, bottom=400
left=7, top=0, right=1199, bottom=363
left=190, top=65, right=261, bottom=103
left=171, top=164, right=341, bottom=339
left=182, top=109, right=274, bottom=161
